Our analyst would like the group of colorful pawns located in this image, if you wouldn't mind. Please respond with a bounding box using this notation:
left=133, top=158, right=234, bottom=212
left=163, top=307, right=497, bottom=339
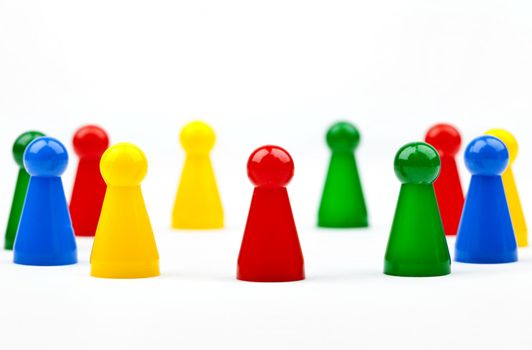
left=3, top=121, right=525, bottom=280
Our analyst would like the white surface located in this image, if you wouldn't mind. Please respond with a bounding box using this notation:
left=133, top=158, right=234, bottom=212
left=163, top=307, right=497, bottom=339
left=1, top=1, right=532, bottom=349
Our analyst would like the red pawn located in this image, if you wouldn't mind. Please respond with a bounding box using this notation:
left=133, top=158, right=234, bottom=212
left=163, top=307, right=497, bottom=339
left=70, top=125, right=109, bottom=237
left=425, top=124, right=464, bottom=236
left=237, top=145, right=305, bottom=282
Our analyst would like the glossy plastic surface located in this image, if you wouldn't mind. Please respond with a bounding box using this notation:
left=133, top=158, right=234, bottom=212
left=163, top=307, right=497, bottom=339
left=13, top=137, right=77, bottom=266
left=486, top=129, right=527, bottom=247
left=172, top=121, right=223, bottom=229
left=237, top=145, right=305, bottom=282
left=4, top=131, right=45, bottom=250
left=425, top=124, right=464, bottom=236
left=318, top=122, right=368, bottom=228
left=70, top=125, right=109, bottom=237
left=90, top=143, right=159, bottom=278
left=455, top=136, right=517, bottom=263
left=384, top=142, right=451, bottom=277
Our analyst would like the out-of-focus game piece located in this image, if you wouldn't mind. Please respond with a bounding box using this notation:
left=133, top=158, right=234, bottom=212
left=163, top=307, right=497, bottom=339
left=384, top=142, right=451, bottom=277
left=70, top=125, right=109, bottom=237
left=318, top=121, right=368, bottom=228
left=237, top=145, right=305, bottom=282
left=425, top=124, right=464, bottom=236
left=455, top=136, right=517, bottom=263
left=486, top=129, right=527, bottom=247
left=90, top=143, right=159, bottom=278
left=13, top=137, right=78, bottom=266
left=4, top=131, right=45, bottom=250
left=172, top=121, right=223, bottom=229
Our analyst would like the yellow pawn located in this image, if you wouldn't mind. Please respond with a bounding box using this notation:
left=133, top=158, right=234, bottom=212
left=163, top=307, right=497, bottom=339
left=172, top=121, right=223, bottom=229
left=486, top=129, right=528, bottom=247
left=91, top=143, right=160, bottom=278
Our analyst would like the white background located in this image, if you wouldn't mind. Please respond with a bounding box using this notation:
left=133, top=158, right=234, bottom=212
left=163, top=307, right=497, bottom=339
left=1, top=1, right=532, bottom=349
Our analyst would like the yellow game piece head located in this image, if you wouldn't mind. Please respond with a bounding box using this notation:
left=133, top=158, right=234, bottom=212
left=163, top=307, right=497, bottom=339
left=100, top=142, right=148, bottom=186
left=486, top=129, right=518, bottom=163
left=180, top=121, right=215, bottom=155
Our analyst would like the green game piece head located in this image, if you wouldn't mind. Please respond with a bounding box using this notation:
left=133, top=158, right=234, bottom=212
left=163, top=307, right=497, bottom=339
left=394, top=142, right=441, bottom=184
left=326, top=121, right=360, bottom=152
left=13, top=131, right=45, bottom=168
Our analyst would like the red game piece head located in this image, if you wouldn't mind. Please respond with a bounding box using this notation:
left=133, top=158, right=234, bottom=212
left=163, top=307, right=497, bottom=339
left=425, top=123, right=461, bottom=156
left=247, top=145, right=294, bottom=188
left=73, top=125, right=109, bottom=158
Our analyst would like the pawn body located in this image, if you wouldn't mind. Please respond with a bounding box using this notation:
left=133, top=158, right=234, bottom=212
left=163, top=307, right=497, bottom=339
left=70, top=125, right=109, bottom=237
left=455, top=136, right=517, bottom=263
left=384, top=142, right=451, bottom=277
left=237, top=145, right=305, bottom=282
left=14, top=137, right=77, bottom=266
left=172, top=121, right=223, bottom=229
left=318, top=122, right=368, bottom=228
left=425, top=124, right=464, bottom=235
left=91, top=143, right=159, bottom=278
left=5, top=131, right=45, bottom=250
left=486, top=129, right=527, bottom=247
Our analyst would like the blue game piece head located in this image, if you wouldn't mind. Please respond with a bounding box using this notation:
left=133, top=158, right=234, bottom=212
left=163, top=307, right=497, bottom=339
left=464, top=135, right=509, bottom=176
left=23, top=137, right=69, bottom=177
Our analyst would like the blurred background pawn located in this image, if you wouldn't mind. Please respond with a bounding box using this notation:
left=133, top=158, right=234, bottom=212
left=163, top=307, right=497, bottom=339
left=70, top=125, right=109, bottom=237
left=4, top=131, right=44, bottom=250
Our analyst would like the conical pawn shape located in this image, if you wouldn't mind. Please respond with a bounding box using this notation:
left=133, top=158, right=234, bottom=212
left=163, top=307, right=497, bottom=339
left=455, top=136, right=517, bottom=263
left=70, top=125, right=109, bottom=237
left=486, top=129, right=527, bottom=247
left=237, top=145, right=305, bottom=282
left=318, top=121, right=368, bottom=228
left=13, top=137, right=78, bottom=266
left=5, top=131, right=45, bottom=250
left=172, top=121, right=223, bottom=229
left=90, top=143, right=159, bottom=278
left=425, top=124, right=464, bottom=236
left=384, top=142, right=451, bottom=277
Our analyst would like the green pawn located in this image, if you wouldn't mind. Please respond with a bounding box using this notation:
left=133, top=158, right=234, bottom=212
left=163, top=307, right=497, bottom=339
left=4, top=131, right=45, bottom=250
left=384, top=142, right=451, bottom=277
left=318, top=121, right=368, bottom=228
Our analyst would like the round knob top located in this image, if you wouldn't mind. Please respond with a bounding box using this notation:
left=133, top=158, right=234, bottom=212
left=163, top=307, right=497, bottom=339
left=485, top=128, right=518, bottom=164
left=464, top=135, right=508, bottom=176
left=425, top=123, right=461, bottom=156
left=326, top=121, right=360, bottom=152
left=394, top=142, right=441, bottom=184
left=73, top=125, right=109, bottom=158
left=180, top=121, right=215, bottom=155
left=100, top=143, right=147, bottom=186
left=13, top=131, right=45, bottom=168
left=24, top=137, right=69, bottom=177
left=247, top=145, right=294, bottom=187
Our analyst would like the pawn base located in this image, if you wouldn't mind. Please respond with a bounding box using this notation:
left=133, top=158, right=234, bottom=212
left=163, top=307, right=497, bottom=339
left=237, top=270, right=305, bottom=283
left=455, top=250, right=518, bottom=264
left=384, top=260, right=450, bottom=277
left=91, top=260, right=160, bottom=279
left=14, top=251, right=78, bottom=266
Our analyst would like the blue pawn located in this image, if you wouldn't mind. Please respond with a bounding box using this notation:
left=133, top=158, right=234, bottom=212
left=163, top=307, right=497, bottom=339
left=455, top=135, right=517, bottom=264
left=13, top=137, right=78, bottom=266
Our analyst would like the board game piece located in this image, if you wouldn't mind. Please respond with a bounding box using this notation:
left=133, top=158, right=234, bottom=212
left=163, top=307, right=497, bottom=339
left=70, top=125, right=109, bottom=237
left=172, top=121, right=223, bottom=229
left=91, top=142, right=159, bottom=278
left=13, top=137, right=77, bottom=266
left=425, top=124, right=464, bottom=235
left=384, top=142, right=451, bottom=277
left=4, top=131, right=45, bottom=250
left=486, top=129, right=527, bottom=247
left=455, top=135, right=517, bottom=263
left=237, top=145, right=305, bottom=282
left=318, top=121, right=368, bottom=228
